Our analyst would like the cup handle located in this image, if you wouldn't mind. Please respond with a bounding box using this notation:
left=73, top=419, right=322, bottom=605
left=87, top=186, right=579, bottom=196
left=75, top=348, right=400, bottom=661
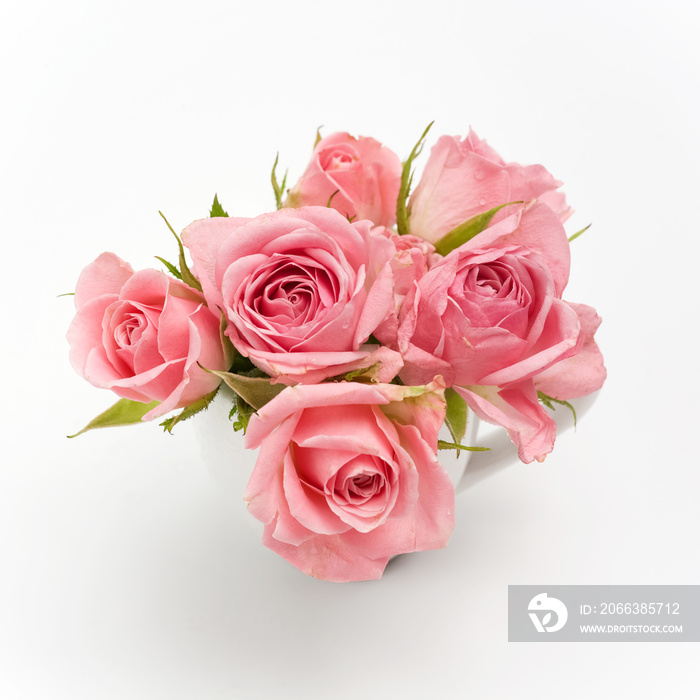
left=456, top=390, right=600, bottom=492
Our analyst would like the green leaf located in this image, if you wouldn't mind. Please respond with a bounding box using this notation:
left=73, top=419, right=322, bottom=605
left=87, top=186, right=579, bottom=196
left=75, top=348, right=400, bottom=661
left=210, top=193, right=229, bottom=218
left=159, top=386, right=220, bottom=434
left=444, top=387, right=467, bottom=447
left=271, top=153, right=288, bottom=210
left=437, top=440, right=490, bottom=452
left=537, top=391, right=577, bottom=428
left=68, top=398, right=160, bottom=438
left=200, top=367, right=285, bottom=410
left=434, top=201, right=521, bottom=256
left=568, top=223, right=591, bottom=243
left=158, top=211, right=203, bottom=292
left=396, top=121, right=434, bottom=236
left=154, top=256, right=183, bottom=280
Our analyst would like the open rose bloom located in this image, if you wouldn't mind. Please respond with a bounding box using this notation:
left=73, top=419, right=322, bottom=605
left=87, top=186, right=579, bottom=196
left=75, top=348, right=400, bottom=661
left=67, top=252, right=227, bottom=421
left=66, top=126, right=605, bottom=581
left=244, top=381, right=454, bottom=582
left=285, top=132, right=402, bottom=228
left=181, top=206, right=402, bottom=384
left=395, top=201, right=599, bottom=463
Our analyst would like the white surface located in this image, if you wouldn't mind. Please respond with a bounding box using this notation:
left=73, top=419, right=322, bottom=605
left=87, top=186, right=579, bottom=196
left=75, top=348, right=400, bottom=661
left=2, top=1, right=699, bottom=698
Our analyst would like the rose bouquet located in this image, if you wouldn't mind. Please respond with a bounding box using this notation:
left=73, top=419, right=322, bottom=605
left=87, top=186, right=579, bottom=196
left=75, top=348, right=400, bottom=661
left=66, top=125, right=606, bottom=582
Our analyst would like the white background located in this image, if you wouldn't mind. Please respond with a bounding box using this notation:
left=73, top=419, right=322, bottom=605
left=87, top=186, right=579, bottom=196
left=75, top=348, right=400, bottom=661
left=2, top=0, right=699, bottom=697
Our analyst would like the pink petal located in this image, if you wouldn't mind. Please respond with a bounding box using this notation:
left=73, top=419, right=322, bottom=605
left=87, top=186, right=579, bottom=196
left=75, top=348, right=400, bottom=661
left=244, top=412, right=301, bottom=524
left=261, top=523, right=390, bottom=582
left=67, top=294, right=118, bottom=377
left=534, top=302, right=607, bottom=399
left=74, top=253, right=134, bottom=311
left=244, top=383, right=394, bottom=450
left=479, top=297, right=581, bottom=386
left=181, top=215, right=251, bottom=311
left=465, top=202, right=571, bottom=297
left=456, top=381, right=557, bottom=463
left=281, top=450, right=351, bottom=539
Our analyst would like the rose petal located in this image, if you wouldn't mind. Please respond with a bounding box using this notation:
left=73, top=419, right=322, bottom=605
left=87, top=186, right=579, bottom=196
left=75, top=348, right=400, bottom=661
left=73, top=252, right=134, bottom=311
left=261, top=523, right=391, bottom=582
left=534, top=302, right=607, bottom=399
left=181, top=215, right=252, bottom=311
left=455, top=381, right=556, bottom=463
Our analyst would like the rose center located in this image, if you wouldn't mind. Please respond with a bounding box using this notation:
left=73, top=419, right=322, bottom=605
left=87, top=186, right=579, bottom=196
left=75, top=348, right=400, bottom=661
left=341, top=472, right=384, bottom=504
left=331, top=455, right=390, bottom=510
left=319, top=146, right=360, bottom=172
left=115, top=312, right=145, bottom=348
left=251, top=260, right=337, bottom=326
left=327, top=153, right=355, bottom=170
left=471, top=264, right=515, bottom=298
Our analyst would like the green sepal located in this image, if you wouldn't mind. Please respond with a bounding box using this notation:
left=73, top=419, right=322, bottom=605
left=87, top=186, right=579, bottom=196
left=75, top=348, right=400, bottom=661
left=159, top=386, right=220, bottom=434
left=397, top=121, right=434, bottom=236
left=210, top=193, right=229, bottom=218
left=217, top=320, right=256, bottom=374
left=437, top=440, right=490, bottom=452
left=200, top=367, right=285, bottom=410
left=158, top=211, right=203, bottom=292
left=67, top=398, right=160, bottom=438
left=57, top=292, right=75, bottom=297
left=327, top=189, right=340, bottom=208
left=568, top=223, right=590, bottom=243
left=444, top=387, right=468, bottom=449
left=537, top=391, right=577, bottom=428
left=314, top=126, right=323, bottom=148
left=154, top=256, right=183, bottom=281
left=217, top=309, right=237, bottom=371
left=342, top=362, right=380, bottom=382
left=327, top=362, right=381, bottom=383
left=232, top=394, right=255, bottom=433
left=271, top=153, right=288, bottom=210
left=230, top=349, right=256, bottom=374
left=434, top=201, right=521, bottom=256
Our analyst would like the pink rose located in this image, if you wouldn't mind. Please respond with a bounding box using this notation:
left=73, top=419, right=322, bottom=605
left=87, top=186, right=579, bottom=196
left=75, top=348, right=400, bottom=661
left=408, top=129, right=571, bottom=243
left=372, top=227, right=437, bottom=347
left=285, top=132, right=402, bottom=227
left=374, top=227, right=438, bottom=298
left=243, top=381, right=454, bottom=582
left=66, top=252, right=226, bottom=420
left=397, top=202, right=583, bottom=463
left=182, top=206, right=401, bottom=384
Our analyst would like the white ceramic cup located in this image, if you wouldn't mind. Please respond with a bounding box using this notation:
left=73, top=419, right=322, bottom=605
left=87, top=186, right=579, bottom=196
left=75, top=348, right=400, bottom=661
left=456, top=390, right=600, bottom=491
